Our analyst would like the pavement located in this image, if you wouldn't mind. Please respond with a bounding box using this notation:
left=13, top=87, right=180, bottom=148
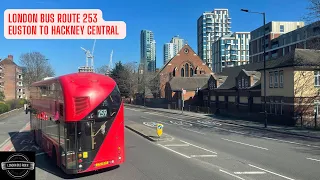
left=125, top=104, right=320, bottom=139
left=125, top=106, right=320, bottom=180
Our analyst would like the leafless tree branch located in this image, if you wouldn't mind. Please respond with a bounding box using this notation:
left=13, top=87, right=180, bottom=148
left=19, top=52, right=55, bottom=88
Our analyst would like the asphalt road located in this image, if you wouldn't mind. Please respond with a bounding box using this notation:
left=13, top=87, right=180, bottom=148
left=0, top=111, right=233, bottom=180
left=126, top=107, right=320, bottom=180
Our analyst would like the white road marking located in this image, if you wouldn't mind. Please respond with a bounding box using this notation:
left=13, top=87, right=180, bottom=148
left=180, top=140, right=217, bottom=154
left=221, top=138, right=269, bottom=151
left=0, top=122, right=29, bottom=148
left=158, top=144, right=191, bottom=158
left=142, top=122, right=157, bottom=127
left=141, top=116, right=149, bottom=119
left=180, top=127, right=205, bottom=135
left=158, top=121, right=171, bottom=125
left=306, top=157, right=320, bottom=162
left=219, top=169, right=246, bottom=180
left=234, top=171, right=266, bottom=175
left=248, top=164, right=296, bottom=180
left=262, top=137, right=320, bottom=149
left=126, top=108, right=141, bottom=112
left=36, top=152, right=45, bottom=156
left=164, top=144, right=189, bottom=147
left=190, top=155, right=217, bottom=157
left=143, top=110, right=320, bottom=149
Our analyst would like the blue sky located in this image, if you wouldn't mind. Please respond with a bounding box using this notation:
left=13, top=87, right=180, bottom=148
left=0, top=0, right=310, bottom=76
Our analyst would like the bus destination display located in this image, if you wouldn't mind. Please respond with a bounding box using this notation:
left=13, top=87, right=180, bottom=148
left=97, top=109, right=108, bottom=118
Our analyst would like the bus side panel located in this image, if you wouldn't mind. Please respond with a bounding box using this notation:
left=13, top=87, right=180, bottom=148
left=83, top=103, right=125, bottom=173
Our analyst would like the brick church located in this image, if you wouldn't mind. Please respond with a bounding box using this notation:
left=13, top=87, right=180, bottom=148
left=156, top=44, right=213, bottom=107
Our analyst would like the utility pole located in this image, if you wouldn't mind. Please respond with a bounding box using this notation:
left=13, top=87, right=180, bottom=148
left=241, top=9, right=268, bottom=128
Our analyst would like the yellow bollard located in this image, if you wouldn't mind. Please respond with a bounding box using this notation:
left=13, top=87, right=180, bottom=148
left=156, top=123, right=163, bottom=137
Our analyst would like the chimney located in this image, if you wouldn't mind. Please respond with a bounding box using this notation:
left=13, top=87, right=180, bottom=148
left=8, top=55, right=13, bottom=61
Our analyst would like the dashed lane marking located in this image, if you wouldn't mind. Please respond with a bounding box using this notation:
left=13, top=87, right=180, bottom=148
left=180, top=127, right=205, bottom=135
left=306, top=157, right=320, bottom=162
left=164, top=144, right=189, bottom=147
left=219, top=169, right=246, bottom=180
left=158, top=144, right=191, bottom=158
left=190, top=155, right=217, bottom=158
left=180, top=140, right=217, bottom=154
left=248, top=164, right=296, bottom=180
left=221, top=138, right=269, bottom=151
left=234, top=171, right=266, bottom=175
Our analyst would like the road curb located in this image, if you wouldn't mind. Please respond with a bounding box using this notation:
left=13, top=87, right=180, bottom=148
left=0, top=108, right=24, bottom=119
left=125, top=125, right=157, bottom=142
left=125, top=104, right=320, bottom=140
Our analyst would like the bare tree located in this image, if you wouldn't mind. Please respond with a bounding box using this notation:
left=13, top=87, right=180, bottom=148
left=19, top=52, right=55, bottom=88
left=95, top=65, right=109, bottom=74
left=294, top=70, right=319, bottom=127
left=305, top=0, right=320, bottom=22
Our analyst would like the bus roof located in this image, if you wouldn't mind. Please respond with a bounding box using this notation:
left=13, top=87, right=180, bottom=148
left=31, top=72, right=118, bottom=121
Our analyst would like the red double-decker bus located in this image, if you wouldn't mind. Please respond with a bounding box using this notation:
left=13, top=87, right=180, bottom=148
left=28, top=72, right=125, bottom=174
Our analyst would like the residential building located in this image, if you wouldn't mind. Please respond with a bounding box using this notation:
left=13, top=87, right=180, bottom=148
left=204, top=48, right=320, bottom=127
left=156, top=44, right=213, bottom=99
left=140, top=30, right=156, bottom=72
left=170, top=35, right=185, bottom=55
left=0, top=55, right=27, bottom=100
left=267, top=20, right=320, bottom=59
left=197, top=9, right=232, bottom=68
left=212, top=32, right=250, bottom=73
left=249, top=21, right=304, bottom=63
left=163, top=43, right=176, bottom=64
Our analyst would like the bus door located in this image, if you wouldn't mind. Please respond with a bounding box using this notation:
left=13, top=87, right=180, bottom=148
left=62, top=123, right=77, bottom=170
left=75, top=120, right=95, bottom=169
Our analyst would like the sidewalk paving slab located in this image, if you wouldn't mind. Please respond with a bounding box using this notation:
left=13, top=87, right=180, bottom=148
left=125, top=120, right=173, bottom=142
left=125, top=104, right=320, bottom=139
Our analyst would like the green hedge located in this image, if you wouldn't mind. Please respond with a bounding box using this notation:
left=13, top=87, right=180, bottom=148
left=0, top=98, right=27, bottom=114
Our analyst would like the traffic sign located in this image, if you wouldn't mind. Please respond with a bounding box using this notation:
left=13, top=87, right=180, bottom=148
left=156, top=123, right=163, bottom=137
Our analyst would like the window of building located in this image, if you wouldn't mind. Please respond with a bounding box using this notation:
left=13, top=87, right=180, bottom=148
left=238, top=79, right=241, bottom=88
left=18, top=75, right=22, bottom=79
left=280, top=25, right=284, bottom=32
left=181, top=68, right=185, bottom=77
left=275, top=100, right=279, bottom=115
left=269, top=72, right=273, bottom=88
left=245, top=78, right=248, bottom=87
left=185, top=64, right=189, bottom=77
left=274, top=71, right=279, bottom=87
left=279, top=70, right=284, bottom=87
left=190, top=68, right=194, bottom=76
left=315, top=71, right=320, bottom=86
left=241, top=77, right=244, bottom=88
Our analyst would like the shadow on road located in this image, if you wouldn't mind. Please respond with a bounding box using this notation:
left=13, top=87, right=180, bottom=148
left=8, top=130, right=120, bottom=179
left=36, top=153, right=119, bottom=179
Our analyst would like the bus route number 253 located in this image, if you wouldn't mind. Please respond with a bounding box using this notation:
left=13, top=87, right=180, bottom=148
left=97, top=109, right=108, bottom=118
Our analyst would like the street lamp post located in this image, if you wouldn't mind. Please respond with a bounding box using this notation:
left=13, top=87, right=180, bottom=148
left=241, top=9, right=267, bottom=128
